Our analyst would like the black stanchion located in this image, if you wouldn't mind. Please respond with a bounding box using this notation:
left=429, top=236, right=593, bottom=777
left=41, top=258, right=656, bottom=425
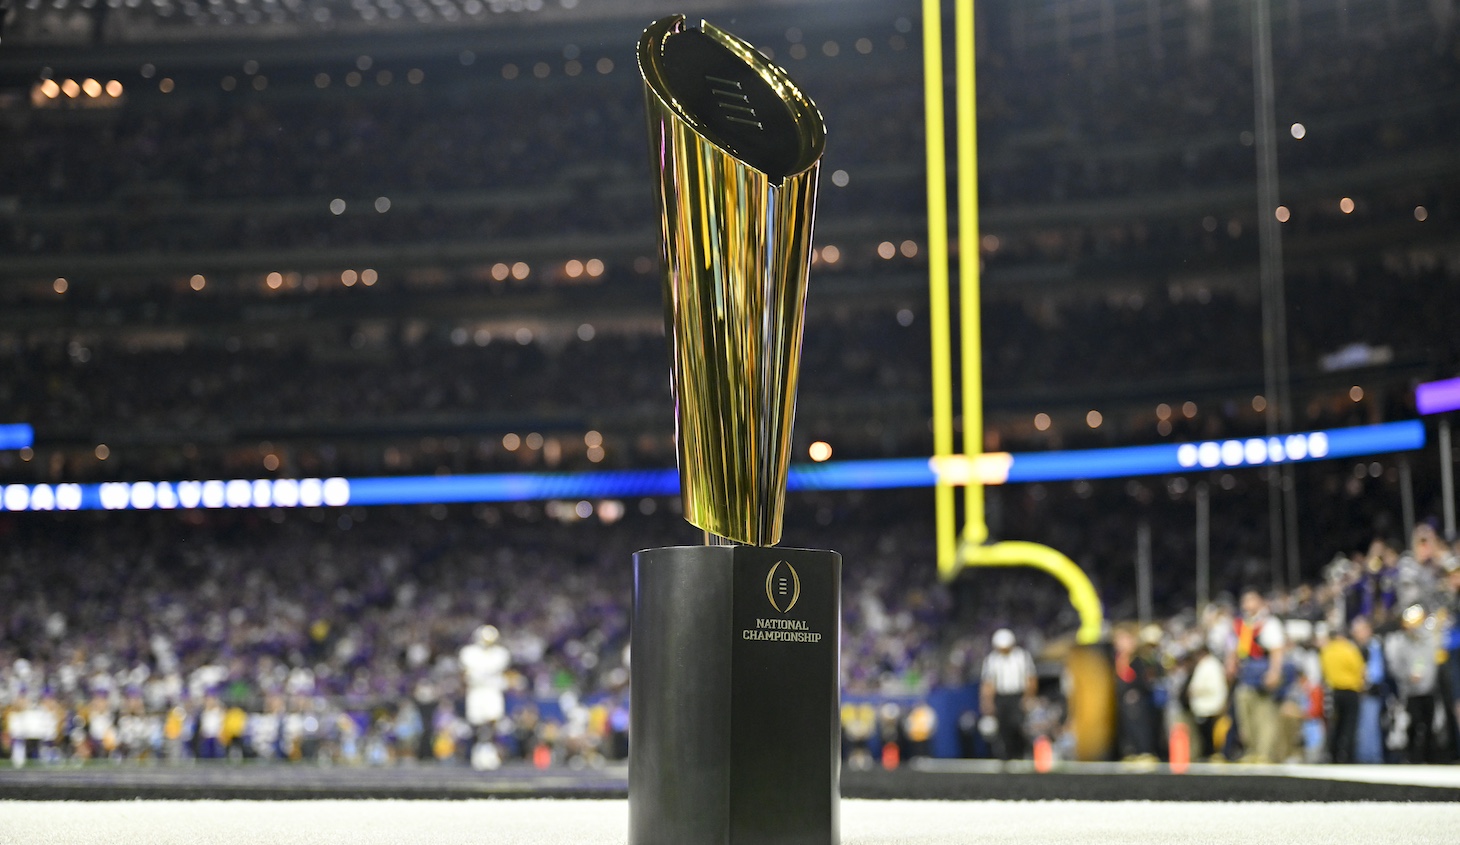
left=631, top=546, right=840, bottom=845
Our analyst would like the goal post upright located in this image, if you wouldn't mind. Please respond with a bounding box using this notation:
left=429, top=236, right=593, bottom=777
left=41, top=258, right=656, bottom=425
left=922, top=0, right=960, bottom=581
left=923, top=0, right=1105, bottom=650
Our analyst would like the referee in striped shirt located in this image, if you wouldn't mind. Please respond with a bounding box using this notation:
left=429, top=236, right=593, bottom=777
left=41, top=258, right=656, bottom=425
left=980, top=628, right=1037, bottom=761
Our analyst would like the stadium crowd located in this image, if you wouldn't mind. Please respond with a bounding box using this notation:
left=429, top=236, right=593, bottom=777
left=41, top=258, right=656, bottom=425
left=0, top=497, right=951, bottom=768
left=2, top=0, right=1458, bottom=776
left=1103, top=522, right=1460, bottom=766
left=3, top=493, right=1458, bottom=769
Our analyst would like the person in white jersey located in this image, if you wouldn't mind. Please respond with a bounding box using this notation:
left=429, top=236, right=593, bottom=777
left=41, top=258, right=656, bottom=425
left=460, top=624, right=511, bottom=770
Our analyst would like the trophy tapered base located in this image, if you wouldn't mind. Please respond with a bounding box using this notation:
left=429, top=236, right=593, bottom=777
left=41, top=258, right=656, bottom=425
left=630, top=545, right=841, bottom=845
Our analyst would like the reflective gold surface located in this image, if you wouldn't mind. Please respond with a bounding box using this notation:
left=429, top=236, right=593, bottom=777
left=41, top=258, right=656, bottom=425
left=639, top=16, right=825, bottom=547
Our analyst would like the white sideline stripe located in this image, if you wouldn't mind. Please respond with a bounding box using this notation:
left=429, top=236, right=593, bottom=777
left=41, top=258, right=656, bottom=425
left=0, top=799, right=1456, bottom=845
left=912, top=758, right=1460, bottom=789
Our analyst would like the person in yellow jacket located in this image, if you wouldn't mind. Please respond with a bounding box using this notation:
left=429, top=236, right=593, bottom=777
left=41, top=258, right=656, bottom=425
left=221, top=706, right=248, bottom=757
left=1319, top=622, right=1366, bottom=764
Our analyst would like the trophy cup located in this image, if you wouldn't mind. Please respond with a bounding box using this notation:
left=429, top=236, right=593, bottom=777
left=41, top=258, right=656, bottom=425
left=632, top=16, right=839, bottom=845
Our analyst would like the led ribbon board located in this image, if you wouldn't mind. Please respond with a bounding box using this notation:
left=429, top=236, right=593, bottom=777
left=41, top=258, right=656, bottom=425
left=927, top=420, right=1424, bottom=485
left=0, top=424, right=34, bottom=450
left=1416, top=376, right=1460, bottom=416
left=0, top=421, right=1425, bottom=512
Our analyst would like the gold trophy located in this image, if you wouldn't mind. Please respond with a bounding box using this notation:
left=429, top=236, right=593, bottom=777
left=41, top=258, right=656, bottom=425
left=640, top=14, right=825, bottom=546
left=631, top=16, right=839, bottom=845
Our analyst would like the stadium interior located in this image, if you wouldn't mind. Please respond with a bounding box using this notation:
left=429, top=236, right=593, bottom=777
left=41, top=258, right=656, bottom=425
left=1, top=0, right=1459, bottom=838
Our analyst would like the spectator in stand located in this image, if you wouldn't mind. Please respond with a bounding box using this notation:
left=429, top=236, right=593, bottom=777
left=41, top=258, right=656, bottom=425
left=1396, top=524, right=1454, bottom=611
left=81, top=689, right=115, bottom=760
left=980, top=628, right=1036, bottom=762
left=1182, top=644, right=1228, bottom=761
left=1282, top=621, right=1325, bottom=763
left=196, top=693, right=226, bottom=759
left=1385, top=604, right=1442, bottom=764
left=116, top=691, right=158, bottom=760
left=1349, top=616, right=1388, bottom=764
left=5, top=692, right=58, bottom=767
left=1112, top=623, right=1160, bottom=762
left=1226, top=588, right=1287, bottom=763
left=1320, top=620, right=1366, bottom=763
left=902, top=702, right=938, bottom=761
left=1441, top=556, right=1460, bottom=760
left=249, top=694, right=285, bottom=760
left=840, top=703, right=877, bottom=770
left=1350, top=540, right=1401, bottom=626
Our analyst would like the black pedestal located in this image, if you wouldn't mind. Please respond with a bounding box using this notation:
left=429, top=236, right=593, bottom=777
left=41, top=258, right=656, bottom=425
left=630, top=545, right=841, bottom=845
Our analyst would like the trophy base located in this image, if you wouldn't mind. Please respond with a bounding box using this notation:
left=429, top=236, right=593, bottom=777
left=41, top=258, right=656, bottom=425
left=630, top=545, right=841, bottom=845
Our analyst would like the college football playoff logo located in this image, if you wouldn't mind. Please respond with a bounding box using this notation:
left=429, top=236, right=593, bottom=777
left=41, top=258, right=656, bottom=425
left=765, top=560, right=801, bottom=614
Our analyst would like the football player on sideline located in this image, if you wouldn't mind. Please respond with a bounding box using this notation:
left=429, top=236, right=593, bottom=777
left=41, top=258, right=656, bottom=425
left=460, top=624, right=511, bottom=771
